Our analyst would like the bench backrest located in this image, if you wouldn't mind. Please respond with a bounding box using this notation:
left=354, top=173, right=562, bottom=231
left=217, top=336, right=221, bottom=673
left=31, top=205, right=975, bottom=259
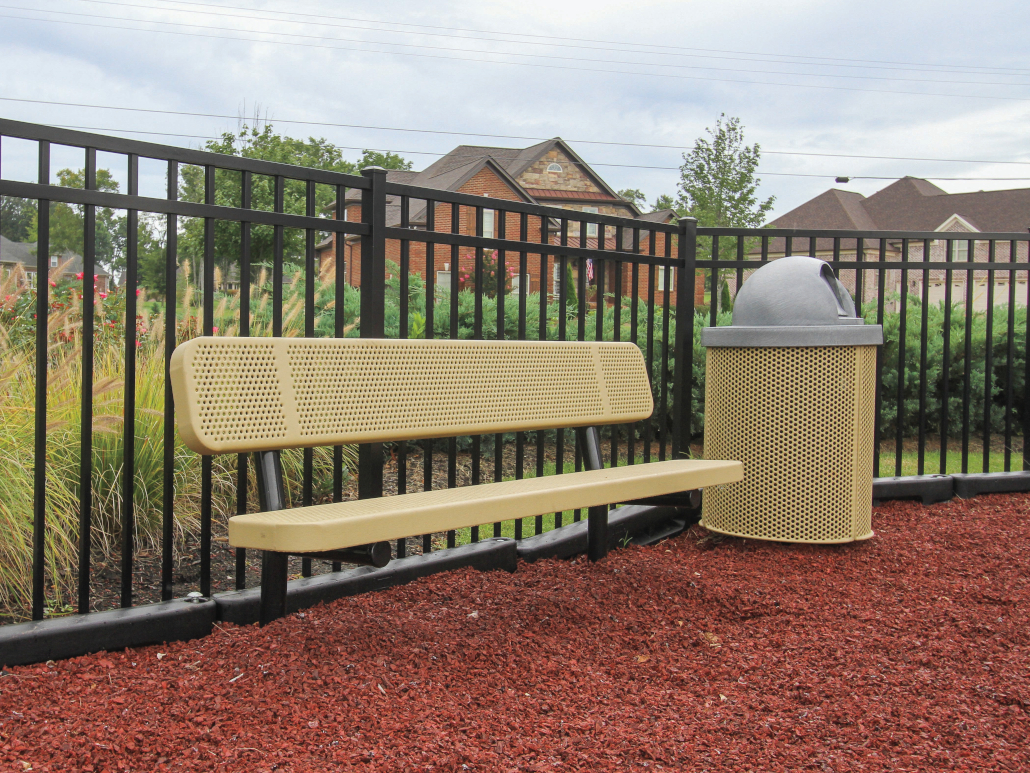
left=170, top=337, right=654, bottom=455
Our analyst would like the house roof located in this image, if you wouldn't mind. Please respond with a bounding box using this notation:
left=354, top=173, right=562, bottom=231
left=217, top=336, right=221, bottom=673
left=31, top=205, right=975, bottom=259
left=0, top=239, right=110, bottom=277
left=771, top=176, right=1030, bottom=233
left=328, top=137, right=640, bottom=216
left=634, top=209, right=678, bottom=224
left=523, top=189, right=618, bottom=202
left=0, top=235, right=37, bottom=268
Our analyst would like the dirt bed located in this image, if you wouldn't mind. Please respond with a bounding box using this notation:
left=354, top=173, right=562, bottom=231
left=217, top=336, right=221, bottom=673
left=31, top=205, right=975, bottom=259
left=1, top=494, right=1028, bottom=772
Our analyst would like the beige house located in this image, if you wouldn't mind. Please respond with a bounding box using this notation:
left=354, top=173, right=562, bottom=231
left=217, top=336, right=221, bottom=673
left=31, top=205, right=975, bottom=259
left=755, top=177, right=1030, bottom=312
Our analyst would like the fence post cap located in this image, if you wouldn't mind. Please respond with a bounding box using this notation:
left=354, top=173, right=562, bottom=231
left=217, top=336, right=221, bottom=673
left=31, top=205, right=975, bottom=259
left=360, top=166, right=388, bottom=176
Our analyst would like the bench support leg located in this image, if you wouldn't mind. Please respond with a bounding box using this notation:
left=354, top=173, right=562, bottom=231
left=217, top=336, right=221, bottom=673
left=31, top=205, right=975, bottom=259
left=587, top=505, right=609, bottom=561
left=260, top=551, right=289, bottom=626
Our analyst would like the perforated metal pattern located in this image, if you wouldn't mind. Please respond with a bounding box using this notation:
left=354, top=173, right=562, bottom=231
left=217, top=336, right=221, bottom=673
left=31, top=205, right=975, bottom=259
left=185, top=339, right=286, bottom=447
left=599, top=344, right=655, bottom=416
left=170, top=337, right=654, bottom=455
left=701, top=345, right=877, bottom=544
left=287, top=340, right=605, bottom=438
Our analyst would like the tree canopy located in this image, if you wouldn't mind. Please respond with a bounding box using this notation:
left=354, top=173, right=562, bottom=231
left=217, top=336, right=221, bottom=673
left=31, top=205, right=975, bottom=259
left=1, top=197, right=36, bottom=244
left=676, top=114, right=774, bottom=229
left=617, top=188, right=647, bottom=209
left=175, top=124, right=411, bottom=288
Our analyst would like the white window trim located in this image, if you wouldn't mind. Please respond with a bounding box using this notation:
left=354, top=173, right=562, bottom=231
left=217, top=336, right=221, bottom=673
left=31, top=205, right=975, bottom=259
left=510, top=272, right=530, bottom=293
left=546, top=163, right=563, bottom=173
left=582, top=206, right=598, bottom=239
left=656, top=265, right=675, bottom=289
left=483, top=208, right=495, bottom=239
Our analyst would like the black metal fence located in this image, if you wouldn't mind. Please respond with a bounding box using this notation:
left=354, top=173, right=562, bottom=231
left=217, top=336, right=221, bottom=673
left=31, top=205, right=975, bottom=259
left=1, top=118, right=1029, bottom=629
left=686, top=225, right=1030, bottom=479
left=0, top=119, right=685, bottom=624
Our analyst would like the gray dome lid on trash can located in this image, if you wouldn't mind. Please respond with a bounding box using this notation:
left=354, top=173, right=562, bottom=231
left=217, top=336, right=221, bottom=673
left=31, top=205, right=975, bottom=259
left=701, top=256, right=883, bottom=347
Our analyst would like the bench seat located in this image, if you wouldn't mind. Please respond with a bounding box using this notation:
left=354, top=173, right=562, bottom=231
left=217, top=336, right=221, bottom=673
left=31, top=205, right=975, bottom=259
left=230, top=459, right=743, bottom=553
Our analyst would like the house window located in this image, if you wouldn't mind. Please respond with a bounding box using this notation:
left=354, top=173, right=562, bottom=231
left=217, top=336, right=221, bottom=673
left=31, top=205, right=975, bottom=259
left=656, top=265, right=675, bottom=289
left=50, top=256, right=58, bottom=268
left=511, top=273, right=530, bottom=293
left=582, top=206, right=598, bottom=239
left=546, top=163, right=562, bottom=173
left=483, top=209, right=495, bottom=239
left=552, top=262, right=580, bottom=296
left=955, top=239, right=972, bottom=261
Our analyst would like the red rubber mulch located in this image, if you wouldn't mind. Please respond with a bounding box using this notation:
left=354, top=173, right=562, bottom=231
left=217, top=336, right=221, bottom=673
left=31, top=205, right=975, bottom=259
left=1, top=493, right=1028, bottom=772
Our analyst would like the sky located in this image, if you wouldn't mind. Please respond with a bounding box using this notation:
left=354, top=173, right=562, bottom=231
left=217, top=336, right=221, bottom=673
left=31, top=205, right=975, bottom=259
left=2, top=0, right=1030, bottom=219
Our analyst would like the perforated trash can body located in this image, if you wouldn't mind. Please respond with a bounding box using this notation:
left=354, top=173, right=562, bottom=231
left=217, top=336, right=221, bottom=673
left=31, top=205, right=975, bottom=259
left=700, top=256, right=883, bottom=544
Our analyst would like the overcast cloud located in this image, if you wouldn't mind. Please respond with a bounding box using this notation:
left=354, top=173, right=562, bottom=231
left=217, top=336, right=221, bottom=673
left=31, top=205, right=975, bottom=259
left=2, top=0, right=1029, bottom=218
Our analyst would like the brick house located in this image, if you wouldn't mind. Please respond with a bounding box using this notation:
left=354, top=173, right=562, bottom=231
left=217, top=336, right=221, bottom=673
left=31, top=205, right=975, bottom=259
left=1, top=236, right=111, bottom=292
left=758, top=177, right=1030, bottom=311
left=316, top=138, right=696, bottom=305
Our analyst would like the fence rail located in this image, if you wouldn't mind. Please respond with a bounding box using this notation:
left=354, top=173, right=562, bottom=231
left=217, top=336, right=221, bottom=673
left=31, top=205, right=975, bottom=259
left=1, top=119, right=1029, bottom=631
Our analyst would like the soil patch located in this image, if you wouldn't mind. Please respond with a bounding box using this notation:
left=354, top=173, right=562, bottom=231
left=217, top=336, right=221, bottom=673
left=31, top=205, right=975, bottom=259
left=1, top=493, right=1027, bottom=771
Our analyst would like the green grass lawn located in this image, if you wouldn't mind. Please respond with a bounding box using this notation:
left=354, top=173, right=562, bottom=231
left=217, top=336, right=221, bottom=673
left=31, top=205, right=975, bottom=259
left=875, top=448, right=1021, bottom=477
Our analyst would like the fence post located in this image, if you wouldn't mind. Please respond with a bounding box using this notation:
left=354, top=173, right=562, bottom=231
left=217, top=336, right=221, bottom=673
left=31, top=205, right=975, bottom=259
left=359, top=166, right=388, bottom=499
left=672, top=217, right=698, bottom=459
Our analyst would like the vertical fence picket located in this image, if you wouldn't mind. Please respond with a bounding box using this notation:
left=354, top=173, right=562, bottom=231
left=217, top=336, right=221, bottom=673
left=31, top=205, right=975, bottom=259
left=32, top=140, right=51, bottom=621
left=161, top=160, right=177, bottom=601
left=200, top=165, right=215, bottom=597
left=941, top=240, right=954, bottom=475
left=962, top=239, right=975, bottom=472
left=77, top=147, right=97, bottom=614
left=917, top=239, right=930, bottom=475
left=301, top=180, right=316, bottom=578
left=983, top=240, right=996, bottom=473
left=237, top=171, right=252, bottom=588
left=120, top=153, right=139, bottom=608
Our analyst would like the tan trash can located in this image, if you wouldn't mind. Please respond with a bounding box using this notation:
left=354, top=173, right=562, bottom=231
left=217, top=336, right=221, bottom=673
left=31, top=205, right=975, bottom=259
left=700, top=257, right=883, bottom=543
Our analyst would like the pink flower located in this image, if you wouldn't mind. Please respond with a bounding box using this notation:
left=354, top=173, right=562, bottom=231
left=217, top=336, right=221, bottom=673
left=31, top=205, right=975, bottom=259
left=98, top=292, right=108, bottom=299
left=136, top=289, right=142, bottom=296
left=49, top=280, right=57, bottom=288
left=76, top=272, right=84, bottom=281
left=212, top=326, right=219, bottom=333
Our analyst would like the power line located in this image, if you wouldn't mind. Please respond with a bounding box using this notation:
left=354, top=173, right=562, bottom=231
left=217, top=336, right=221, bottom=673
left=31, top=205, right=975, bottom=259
left=5, top=98, right=1030, bottom=167
left=28, top=123, right=1030, bottom=182
left=81, top=0, right=1030, bottom=76
left=4, top=11, right=1029, bottom=102
left=20, top=2, right=1030, bottom=87
left=56, top=0, right=1030, bottom=81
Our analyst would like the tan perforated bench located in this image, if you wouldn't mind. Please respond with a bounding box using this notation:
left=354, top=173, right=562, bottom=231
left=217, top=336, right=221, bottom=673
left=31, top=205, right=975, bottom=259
left=171, top=336, right=743, bottom=624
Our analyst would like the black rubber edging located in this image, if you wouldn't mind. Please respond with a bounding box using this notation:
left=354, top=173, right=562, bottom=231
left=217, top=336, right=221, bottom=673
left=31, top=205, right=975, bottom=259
left=517, top=504, right=690, bottom=562
left=873, top=475, right=954, bottom=505
left=950, top=471, right=1030, bottom=499
left=0, top=598, right=217, bottom=669
left=214, top=537, right=518, bottom=626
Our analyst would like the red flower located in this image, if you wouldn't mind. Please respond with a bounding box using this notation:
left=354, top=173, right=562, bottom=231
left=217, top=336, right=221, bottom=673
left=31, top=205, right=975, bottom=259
left=136, top=289, right=142, bottom=296
left=76, top=272, right=84, bottom=281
